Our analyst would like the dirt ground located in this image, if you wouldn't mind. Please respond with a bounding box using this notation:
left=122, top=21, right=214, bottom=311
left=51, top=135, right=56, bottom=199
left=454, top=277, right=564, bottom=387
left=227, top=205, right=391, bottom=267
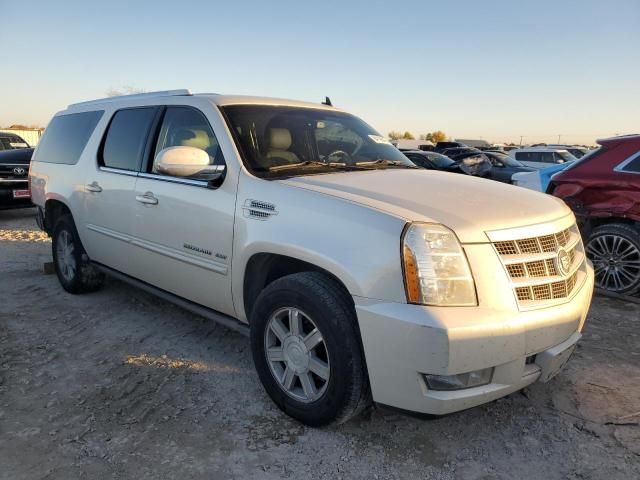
left=1, top=208, right=638, bottom=480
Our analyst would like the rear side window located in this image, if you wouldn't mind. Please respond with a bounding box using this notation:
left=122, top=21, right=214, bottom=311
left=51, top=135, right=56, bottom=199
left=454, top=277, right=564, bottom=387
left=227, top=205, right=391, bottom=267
left=620, top=152, right=640, bottom=173
left=101, top=108, right=157, bottom=171
left=32, top=111, right=103, bottom=164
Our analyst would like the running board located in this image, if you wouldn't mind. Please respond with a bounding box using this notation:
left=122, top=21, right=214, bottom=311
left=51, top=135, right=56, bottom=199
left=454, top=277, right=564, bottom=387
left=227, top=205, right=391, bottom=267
left=94, top=263, right=249, bottom=337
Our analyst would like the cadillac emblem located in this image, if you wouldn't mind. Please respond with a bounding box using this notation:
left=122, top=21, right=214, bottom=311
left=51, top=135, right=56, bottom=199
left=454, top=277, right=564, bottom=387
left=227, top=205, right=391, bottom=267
left=556, top=248, right=571, bottom=276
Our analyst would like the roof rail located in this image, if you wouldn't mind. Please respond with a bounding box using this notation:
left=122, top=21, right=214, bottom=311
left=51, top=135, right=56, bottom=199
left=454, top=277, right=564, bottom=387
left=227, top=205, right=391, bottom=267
left=68, top=89, right=192, bottom=109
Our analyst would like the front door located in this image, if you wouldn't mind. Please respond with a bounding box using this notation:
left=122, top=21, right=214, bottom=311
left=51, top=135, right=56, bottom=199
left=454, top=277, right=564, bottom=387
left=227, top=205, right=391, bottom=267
left=130, top=106, right=236, bottom=317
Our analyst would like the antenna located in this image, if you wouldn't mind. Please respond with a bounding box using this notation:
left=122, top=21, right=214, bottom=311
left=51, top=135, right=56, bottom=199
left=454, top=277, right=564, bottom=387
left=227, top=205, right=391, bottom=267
left=322, top=96, right=333, bottom=107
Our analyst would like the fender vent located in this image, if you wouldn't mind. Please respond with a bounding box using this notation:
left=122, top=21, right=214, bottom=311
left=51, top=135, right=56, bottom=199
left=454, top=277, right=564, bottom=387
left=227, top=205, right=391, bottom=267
left=243, top=199, right=278, bottom=220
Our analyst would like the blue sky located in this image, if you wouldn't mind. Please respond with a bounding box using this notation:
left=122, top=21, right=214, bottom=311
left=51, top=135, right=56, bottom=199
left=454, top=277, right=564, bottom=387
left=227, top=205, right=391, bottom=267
left=2, top=0, right=638, bottom=144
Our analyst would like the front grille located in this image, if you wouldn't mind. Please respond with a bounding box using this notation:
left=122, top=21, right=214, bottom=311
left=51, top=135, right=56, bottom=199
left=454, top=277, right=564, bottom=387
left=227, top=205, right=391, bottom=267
left=493, top=224, right=586, bottom=308
left=494, top=228, right=573, bottom=256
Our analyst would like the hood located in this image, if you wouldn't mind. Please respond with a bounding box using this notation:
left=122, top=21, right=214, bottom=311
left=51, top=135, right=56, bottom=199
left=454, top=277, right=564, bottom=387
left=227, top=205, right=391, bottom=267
left=279, top=169, right=571, bottom=243
left=0, top=148, right=33, bottom=165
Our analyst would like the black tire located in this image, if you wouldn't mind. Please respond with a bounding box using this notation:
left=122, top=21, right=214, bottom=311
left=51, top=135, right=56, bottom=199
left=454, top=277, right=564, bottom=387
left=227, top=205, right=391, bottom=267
left=586, top=223, right=640, bottom=295
left=250, top=272, right=370, bottom=426
left=51, top=214, right=105, bottom=294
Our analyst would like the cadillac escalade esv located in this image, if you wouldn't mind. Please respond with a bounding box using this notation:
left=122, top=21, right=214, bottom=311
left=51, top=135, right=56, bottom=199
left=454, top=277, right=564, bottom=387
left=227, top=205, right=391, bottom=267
left=29, top=90, right=594, bottom=426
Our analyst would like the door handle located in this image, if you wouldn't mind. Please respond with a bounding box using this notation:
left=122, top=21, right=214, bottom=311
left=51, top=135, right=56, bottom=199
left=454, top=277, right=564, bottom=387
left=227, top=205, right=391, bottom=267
left=135, top=192, right=158, bottom=205
left=86, top=182, right=102, bottom=193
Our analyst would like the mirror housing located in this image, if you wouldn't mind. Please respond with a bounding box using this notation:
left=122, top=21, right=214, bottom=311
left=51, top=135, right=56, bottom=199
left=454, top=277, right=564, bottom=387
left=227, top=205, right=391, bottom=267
left=155, top=146, right=224, bottom=180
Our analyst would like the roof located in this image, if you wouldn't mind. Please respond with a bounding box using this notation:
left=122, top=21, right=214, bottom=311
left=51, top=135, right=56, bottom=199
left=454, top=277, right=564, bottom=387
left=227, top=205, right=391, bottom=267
left=597, top=134, right=640, bottom=146
left=67, top=89, right=339, bottom=112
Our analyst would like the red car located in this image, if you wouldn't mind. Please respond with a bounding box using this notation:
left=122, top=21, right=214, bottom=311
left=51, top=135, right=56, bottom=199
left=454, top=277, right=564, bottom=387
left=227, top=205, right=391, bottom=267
left=550, top=134, right=640, bottom=294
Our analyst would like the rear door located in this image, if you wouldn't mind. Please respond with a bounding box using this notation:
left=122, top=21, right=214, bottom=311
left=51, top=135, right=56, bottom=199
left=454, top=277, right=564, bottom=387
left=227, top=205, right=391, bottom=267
left=83, top=107, right=160, bottom=276
left=130, top=105, right=236, bottom=316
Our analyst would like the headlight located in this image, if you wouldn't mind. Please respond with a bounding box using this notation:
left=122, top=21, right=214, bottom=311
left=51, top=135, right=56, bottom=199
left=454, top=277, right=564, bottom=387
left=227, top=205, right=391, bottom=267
left=402, top=223, right=477, bottom=306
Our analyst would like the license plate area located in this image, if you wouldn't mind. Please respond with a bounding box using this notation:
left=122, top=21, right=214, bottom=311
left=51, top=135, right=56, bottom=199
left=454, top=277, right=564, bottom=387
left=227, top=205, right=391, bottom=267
left=535, top=333, right=580, bottom=382
left=13, top=189, right=31, bottom=198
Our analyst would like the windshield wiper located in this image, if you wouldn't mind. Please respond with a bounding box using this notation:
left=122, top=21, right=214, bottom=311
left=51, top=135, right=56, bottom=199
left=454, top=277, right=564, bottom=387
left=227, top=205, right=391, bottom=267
left=268, top=161, right=370, bottom=172
left=355, top=159, right=420, bottom=169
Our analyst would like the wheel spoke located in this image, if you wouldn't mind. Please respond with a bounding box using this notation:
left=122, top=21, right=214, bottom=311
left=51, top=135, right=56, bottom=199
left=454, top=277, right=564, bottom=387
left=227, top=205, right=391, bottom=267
left=281, top=366, right=296, bottom=390
left=299, top=372, right=317, bottom=398
left=303, top=328, right=323, bottom=350
left=308, top=356, right=329, bottom=380
left=267, top=347, right=284, bottom=362
left=289, top=309, right=303, bottom=336
left=618, top=244, right=638, bottom=258
left=596, top=236, right=610, bottom=255
left=270, top=318, right=289, bottom=342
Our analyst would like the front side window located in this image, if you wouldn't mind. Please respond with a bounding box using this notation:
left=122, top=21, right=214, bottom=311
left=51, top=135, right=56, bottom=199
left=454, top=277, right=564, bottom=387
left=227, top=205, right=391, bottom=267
left=151, top=106, right=224, bottom=177
left=33, top=111, right=103, bottom=164
left=101, top=108, right=157, bottom=171
left=221, top=105, right=414, bottom=178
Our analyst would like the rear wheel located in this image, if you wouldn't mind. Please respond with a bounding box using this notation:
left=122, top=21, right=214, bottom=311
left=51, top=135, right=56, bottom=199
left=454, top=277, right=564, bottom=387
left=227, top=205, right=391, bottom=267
left=586, top=223, right=640, bottom=294
left=52, top=215, right=104, bottom=293
left=250, top=272, right=370, bottom=426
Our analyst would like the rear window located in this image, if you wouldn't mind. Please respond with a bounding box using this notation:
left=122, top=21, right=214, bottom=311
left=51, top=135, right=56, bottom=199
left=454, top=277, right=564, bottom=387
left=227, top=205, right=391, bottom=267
left=100, top=108, right=157, bottom=171
left=33, top=111, right=103, bottom=164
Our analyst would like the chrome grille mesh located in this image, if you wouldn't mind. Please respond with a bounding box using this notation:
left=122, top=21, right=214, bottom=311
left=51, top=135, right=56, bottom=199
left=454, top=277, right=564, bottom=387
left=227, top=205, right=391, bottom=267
left=493, top=225, right=585, bottom=307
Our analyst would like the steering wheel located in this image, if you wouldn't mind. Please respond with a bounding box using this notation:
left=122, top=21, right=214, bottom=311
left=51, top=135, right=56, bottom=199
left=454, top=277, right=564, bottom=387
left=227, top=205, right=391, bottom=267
left=325, top=150, right=352, bottom=163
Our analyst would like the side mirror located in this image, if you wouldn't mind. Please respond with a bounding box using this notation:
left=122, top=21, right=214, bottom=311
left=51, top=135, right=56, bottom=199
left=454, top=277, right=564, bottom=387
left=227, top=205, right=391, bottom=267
left=155, top=146, right=225, bottom=187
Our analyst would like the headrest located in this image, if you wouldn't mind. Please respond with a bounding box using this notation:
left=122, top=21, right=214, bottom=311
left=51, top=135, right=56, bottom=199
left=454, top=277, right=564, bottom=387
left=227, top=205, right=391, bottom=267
left=268, top=128, right=292, bottom=150
left=176, top=129, right=211, bottom=150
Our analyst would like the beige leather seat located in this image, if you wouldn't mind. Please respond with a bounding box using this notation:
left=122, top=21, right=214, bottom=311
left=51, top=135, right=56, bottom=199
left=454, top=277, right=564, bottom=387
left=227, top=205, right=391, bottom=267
left=178, top=129, right=211, bottom=150
left=266, top=128, right=299, bottom=164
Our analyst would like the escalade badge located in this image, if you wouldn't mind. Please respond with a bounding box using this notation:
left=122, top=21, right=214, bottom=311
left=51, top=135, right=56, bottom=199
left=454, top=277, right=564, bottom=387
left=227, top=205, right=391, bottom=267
left=556, top=248, right=571, bottom=277
left=13, top=167, right=26, bottom=175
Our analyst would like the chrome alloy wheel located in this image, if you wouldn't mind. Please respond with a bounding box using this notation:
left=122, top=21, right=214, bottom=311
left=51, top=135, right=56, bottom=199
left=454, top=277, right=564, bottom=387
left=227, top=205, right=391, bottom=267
left=587, top=233, right=640, bottom=291
left=264, top=307, right=330, bottom=403
left=56, top=229, right=77, bottom=282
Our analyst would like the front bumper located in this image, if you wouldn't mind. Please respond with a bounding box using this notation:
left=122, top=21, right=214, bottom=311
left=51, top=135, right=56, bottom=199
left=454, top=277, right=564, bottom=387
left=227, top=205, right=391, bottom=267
left=354, top=261, right=594, bottom=415
left=0, top=182, right=32, bottom=209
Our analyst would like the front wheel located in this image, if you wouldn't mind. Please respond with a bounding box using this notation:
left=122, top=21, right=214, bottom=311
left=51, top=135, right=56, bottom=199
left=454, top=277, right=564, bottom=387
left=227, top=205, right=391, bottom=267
left=250, top=272, right=370, bottom=426
left=586, top=223, right=640, bottom=294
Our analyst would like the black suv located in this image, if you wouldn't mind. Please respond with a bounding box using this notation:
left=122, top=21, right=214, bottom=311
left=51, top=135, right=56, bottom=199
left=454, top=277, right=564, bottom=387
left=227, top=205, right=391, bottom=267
left=0, top=147, right=33, bottom=209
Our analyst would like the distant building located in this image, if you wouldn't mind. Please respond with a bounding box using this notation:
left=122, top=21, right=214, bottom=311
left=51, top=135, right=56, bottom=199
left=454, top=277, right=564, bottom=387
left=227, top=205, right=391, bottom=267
left=0, top=127, right=44, bottom=146
left=455, top=138, right=491, bottom=149
left=391, top=139, right=434, bottom=150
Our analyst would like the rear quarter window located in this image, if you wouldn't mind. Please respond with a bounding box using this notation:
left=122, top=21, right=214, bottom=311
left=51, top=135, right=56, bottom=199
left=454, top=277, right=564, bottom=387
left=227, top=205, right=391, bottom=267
left=619, top=151, right=640, bottom=173
left=33, top=111, right=104, bottom=164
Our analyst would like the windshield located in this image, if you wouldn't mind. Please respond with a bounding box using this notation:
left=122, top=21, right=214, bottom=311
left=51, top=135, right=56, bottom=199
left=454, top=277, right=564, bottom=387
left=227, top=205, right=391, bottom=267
left=487, top=151, right=524, bottom=167
left=427, top=153, right=456, bottom=168
left=221, top=105, right=414, bottom=178
left=557, top=151, right=577, bottom=162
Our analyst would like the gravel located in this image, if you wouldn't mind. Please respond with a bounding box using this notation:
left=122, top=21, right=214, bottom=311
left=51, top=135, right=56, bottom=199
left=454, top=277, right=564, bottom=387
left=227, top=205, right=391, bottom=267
left=1, top=208, right=638, bottom=479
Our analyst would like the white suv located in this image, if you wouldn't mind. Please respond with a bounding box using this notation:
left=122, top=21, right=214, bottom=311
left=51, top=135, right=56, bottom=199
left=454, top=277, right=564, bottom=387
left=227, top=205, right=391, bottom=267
left=29, top=90, right=594, bottom=426
left=509, top=147, right=578, bottom=169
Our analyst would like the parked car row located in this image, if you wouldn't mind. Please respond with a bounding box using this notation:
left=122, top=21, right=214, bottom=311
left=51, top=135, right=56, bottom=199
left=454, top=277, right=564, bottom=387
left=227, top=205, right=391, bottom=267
left=398, top=136, right=639, bottom=296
